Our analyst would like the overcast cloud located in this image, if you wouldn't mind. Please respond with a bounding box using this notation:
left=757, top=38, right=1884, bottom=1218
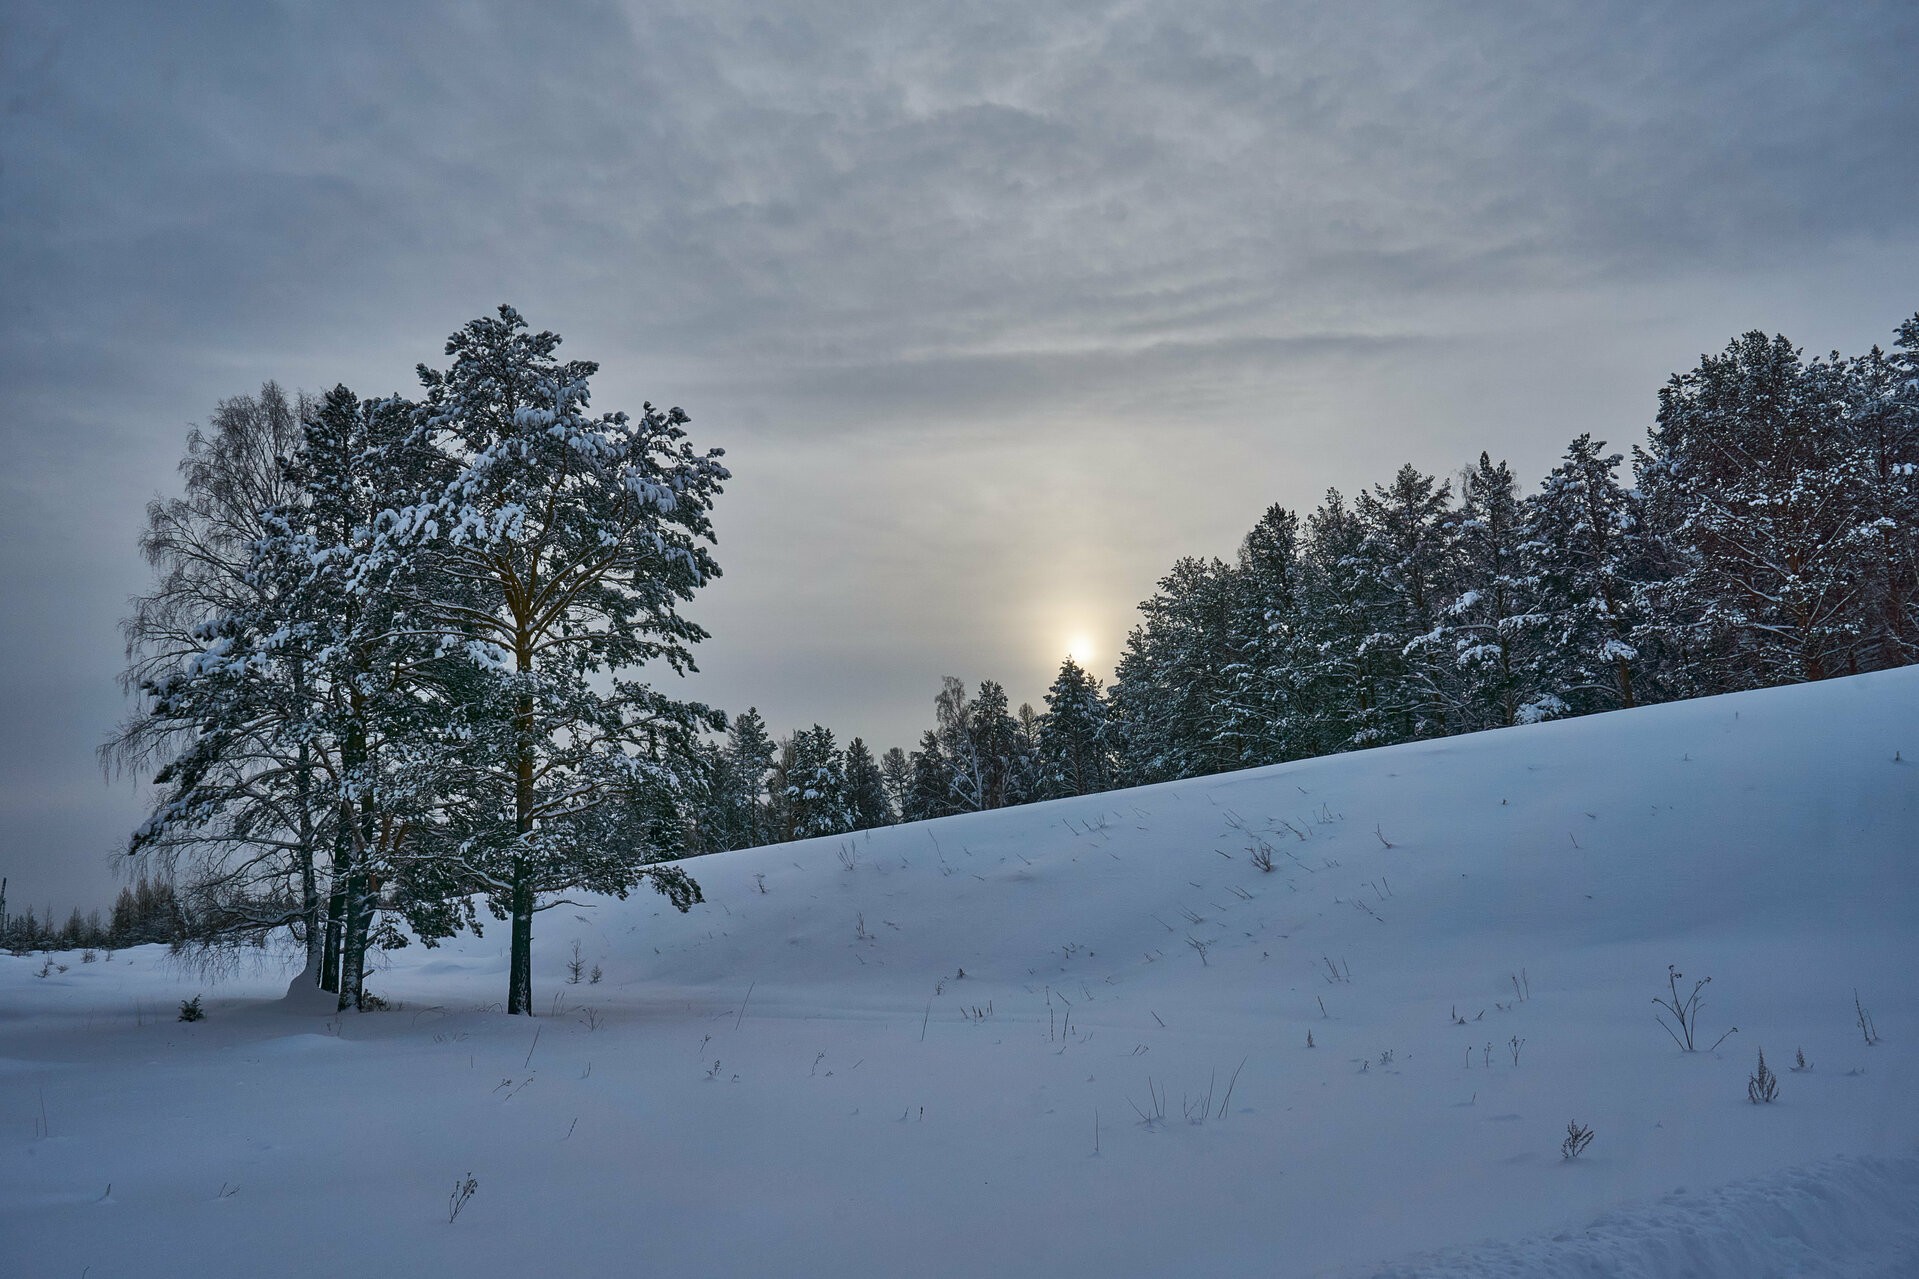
left=2, top=0, right=1915, bottom=912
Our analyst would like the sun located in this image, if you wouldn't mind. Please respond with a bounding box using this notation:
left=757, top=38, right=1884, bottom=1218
left=1064, top=633, right=1096, bottom=665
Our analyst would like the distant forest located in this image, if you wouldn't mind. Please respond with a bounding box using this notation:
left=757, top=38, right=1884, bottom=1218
left=10, top=312, right=1913, bottom=996
left=685, top=314, right=1919, bottom=850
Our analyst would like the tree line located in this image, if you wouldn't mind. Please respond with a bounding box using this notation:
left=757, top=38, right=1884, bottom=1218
left=679, top=314, right=1918, bottom=845
left=1, top=875, right=181, bottom=955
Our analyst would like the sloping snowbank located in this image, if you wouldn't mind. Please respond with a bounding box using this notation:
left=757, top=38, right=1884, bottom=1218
left=3, top=668, right=1915, bottom=1277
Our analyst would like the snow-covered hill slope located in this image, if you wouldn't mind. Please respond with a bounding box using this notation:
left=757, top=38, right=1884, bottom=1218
left=5, top=669, right=1917, bottom=1277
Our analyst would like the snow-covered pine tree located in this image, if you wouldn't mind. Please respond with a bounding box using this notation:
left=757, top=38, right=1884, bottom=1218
left=1354, top=465, right=1455, bottom=742
left=1107, top=557, right=1238, bottom=783
left=1437, top=453, right=1552, bottom=730
left=784, top=725, right=852, bottom=839
left=393, top=307, right=727, bottom=1015
left=1524, top=434, right=1655, bottom=715
left=969, top=680, right=1021, bottom=810
left=723, top=707, right=777, bottom=849
left=1220, top=504, right=1304, bottom=766
left=1638, top=332, right=1863, bottom=690
left=902, top=730, right=951, bottom=823
left=1290, top=490, right=1384, bottom=754
left=1840, top=318, right=1919, bottom=671
left=844, top=737, right=894, bottom=831
left=1038, top=656, right=1111, bottom=797
left=273, top=383, right=463, bottom=1007
left=1008, top=702, right=1045, bottom=807
left=1107, top=625, right=1170, bottom=786
left=680, top=738, right=735, bottom=856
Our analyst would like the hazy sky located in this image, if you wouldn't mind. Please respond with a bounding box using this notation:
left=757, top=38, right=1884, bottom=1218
left=3, top=0, right=1915, bottom=914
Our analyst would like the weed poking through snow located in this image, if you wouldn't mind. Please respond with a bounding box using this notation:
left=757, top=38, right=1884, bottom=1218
left=448, top=1174, right=478, bottom=1223
left=1748, top=1048, right=1779, bottom=1104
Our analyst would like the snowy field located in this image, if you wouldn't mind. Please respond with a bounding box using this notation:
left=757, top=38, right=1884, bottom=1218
left=5, top=669, right=1917, bottom=1277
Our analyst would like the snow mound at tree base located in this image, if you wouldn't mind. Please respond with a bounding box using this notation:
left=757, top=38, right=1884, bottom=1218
left=1371, top=1153, right=1919, bottom=1278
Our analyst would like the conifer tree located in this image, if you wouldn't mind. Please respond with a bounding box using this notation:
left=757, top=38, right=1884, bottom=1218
left=844, top=737, right=894, bottom=830
left=1108, top=558, right=1238, bottom=781
left=1355, top=465, right=1455, bottom=740
left=969, top=680, right=1021, bottom=810
left=1439, top=453, right=1550, bottom=729
left=1638, top=332, right=1863, bottom=689
left=1038, top=656, right=1110, bottom=797
left=784, top=725, right=852, bottom=839
left=879, top=746, right=912, bottom=818
left=291, top=384, right=495, bottom=1005
left=1292, top=490, right=1384, bottom=753
left=1007, top=703, right=1045, bottom=806
left=902, top=730, right=951, bottom=823
left=393, top=307, right=727, bottom=1015
left=1221, top=505, right=1304, bottom=765
left=1842, top=320, right=1919, bottom=670
left=1525, top=435, right=1653, bottom=714
left=722, top=708, right=777, bottom=848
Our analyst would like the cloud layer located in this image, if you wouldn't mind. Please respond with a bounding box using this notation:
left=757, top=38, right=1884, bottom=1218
left=3, top=0, right=1914, bottom=908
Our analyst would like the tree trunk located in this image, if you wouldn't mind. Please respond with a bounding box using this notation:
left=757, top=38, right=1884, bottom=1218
left=321, top=814, right=348, bottom=994
left=506, top=687, right=537, bottom=1015
left=338, top=862, right=368, bottom=1012
left=507, top=861, right=534, bottom=1015
left=1614, top=656, right=1637, bottom=709
left=334, top=716, right=372, bottom=1008
left=295, top=711, right=322, bottom=983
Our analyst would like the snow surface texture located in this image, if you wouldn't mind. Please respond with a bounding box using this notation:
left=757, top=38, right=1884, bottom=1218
left=5, top=669, right=1916, bottom=1277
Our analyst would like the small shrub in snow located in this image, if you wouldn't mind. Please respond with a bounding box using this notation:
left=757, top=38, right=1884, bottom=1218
left=1653, top=965, right=1735, bottom=1052
left=82, top=949, right=97, bottom=963
left=1561, top=1120, right=1595, bottom=1160
left=35, top=957, right=54, bottom=978
left=566, top=941, right=585, bottom=985
left=178, top=996, right=205, bottom=1022
left=589, top=964, right=602, bottom=985
left=448, top=1174, right=478, bottom=1223
left=1249, top=841, right=1275, bottom=873
left=1748, top=1048, right=1779, bottom=1104
left=1791, top=1047, right=1810, bottom=1072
